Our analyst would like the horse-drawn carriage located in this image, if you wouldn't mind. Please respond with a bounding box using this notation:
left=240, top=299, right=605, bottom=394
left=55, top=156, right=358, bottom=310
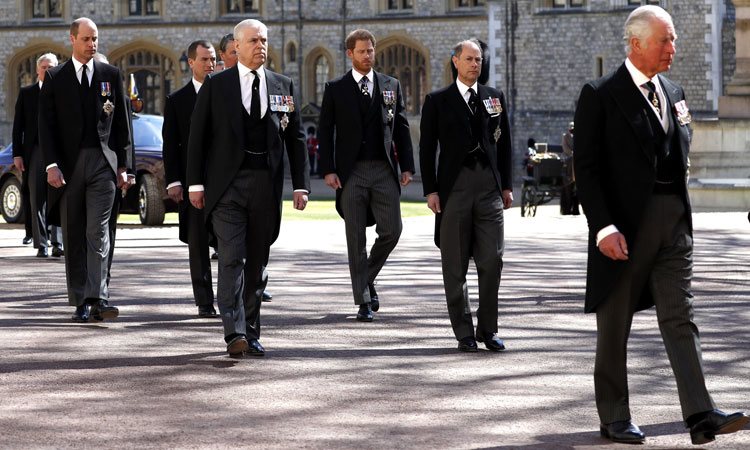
left=520, top=143, right=574, bottom=217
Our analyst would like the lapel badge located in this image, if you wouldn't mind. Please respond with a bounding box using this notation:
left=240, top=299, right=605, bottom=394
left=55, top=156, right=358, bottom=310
left=493, top=125, right=502, bottom=142
left=382, top=91, right=395, bottom=122
left=483, top=97, right=502, bottom=117
left=280, top=113, right=289, bottom=131
left=102, top=99, right=114, bottom=116
left=100, top=82, right=111, bottom=97
left=674, top=100, right=692, bottom=126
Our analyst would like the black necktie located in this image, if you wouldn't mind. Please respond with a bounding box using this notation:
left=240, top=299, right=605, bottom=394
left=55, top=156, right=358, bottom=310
left=81, top=64, right=89, bottom=94
left=468, top=88, right=478, bottom=115
left=251, top=70, right=260, bottom=120
left=644, top=81, right=661, bottom=117
left=360, top=76, right=370, bottom=98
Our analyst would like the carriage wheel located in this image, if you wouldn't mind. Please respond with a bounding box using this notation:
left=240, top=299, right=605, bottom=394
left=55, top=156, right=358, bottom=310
left=522, top=185, right=538, bottom=217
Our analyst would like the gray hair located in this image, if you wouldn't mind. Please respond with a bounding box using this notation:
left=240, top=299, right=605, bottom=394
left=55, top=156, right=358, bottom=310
left=36, top=53, right=58, bottom=67
left=623, top=5, right=673, bottom=54
left=234, top=19, right=267, bottom=41
left=452, top=39, right=481, bottom=59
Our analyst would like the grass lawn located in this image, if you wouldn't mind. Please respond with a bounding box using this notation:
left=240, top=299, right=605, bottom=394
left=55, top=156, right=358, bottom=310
left=115, top=200, right=432, bottom=225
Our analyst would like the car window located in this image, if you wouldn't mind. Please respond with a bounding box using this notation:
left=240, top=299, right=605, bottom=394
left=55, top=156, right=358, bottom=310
left=132, top=116, right=164, bottom=147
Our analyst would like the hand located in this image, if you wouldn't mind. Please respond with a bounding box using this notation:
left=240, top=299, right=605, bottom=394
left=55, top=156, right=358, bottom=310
left=324, top=173, right=342, bottom=190
left=400, top=171, right=413, bottom=187
left=13, top=157, right=25, bottom=172
left=116, top=168, right=128, bottom=190
left=167, top=185, right=183, bottom=203
left=598, top=232, right=629, bottom=261
left=47, top=167, right=66, bottom=188
left=427, top=193, right=441, bottom=214
left=293, top=191, right=308, bottom=211
left=189, top=191, right=205, bottom=210
left=501, top=189, right=513, bottom=210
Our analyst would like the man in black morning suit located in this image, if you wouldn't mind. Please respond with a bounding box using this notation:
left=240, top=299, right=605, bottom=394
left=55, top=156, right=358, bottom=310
left=419, top=39, right=513, bottom=353
left=12, top=53, right=63, bottom=258
left=39, top=18, right=132, bottom=323
left=317, top=29, right=415, bottom=322
left=187, top=19, right=309, bottom=357
left=574, top=5, right=748, bottom=445
left=163, top=40, right=218, bottom=318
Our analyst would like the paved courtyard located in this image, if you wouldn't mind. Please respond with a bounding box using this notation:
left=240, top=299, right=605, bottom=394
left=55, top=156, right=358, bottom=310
left=0, top=204, right=748, bottom=449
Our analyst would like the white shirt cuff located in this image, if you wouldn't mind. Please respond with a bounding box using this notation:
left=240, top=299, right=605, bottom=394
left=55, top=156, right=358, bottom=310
left=596, top=225, right=619, bottom=246
left=188, top=185, right=204, bottom=192
left=46, top=163, right=58, bottom=172
left=166, top=181, right=182, bottom=190
left=293, top=189, right=309, bottom=194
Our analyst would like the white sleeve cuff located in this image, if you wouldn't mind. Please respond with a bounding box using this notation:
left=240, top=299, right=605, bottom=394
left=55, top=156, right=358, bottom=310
left=596, top=225, right=619, bottom=246
left=293, top=189, right=309, bottom=194
left=45, top=163, right=58, bottom=172
left=166, top=181, right=182, bottom=190
left=188, top=185, right=204, bottom=192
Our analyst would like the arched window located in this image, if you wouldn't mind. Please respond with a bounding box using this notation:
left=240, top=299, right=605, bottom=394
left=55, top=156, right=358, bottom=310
left=113, top=49, right=176, bottom=115
left=7, top=47, right=69, bottom=118
left=287, top=42, right=297, bottom=63
left=314, top=56, right=329, bottom=105
left=375, top=43, right=427, bottom=115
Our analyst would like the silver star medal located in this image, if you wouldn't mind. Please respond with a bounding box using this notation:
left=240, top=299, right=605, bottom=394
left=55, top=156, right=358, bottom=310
left=383, top=90, right=396, bottom=122
left=102, top=100, right=114, bottom=116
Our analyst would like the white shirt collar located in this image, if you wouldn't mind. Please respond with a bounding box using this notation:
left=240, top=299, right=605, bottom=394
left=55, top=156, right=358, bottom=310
left=625, top=57, right=661, bottom=90
left=237, top=61, right=265, bottom=81
left=351, top=69, right=374, bottom=84
left=456, top=78, right=478, bottom=102
left=191, top=77, right=203, bottom=93
left=72, top=57, right=94, bottom=78
left=38, top=80, right=43, bottom=89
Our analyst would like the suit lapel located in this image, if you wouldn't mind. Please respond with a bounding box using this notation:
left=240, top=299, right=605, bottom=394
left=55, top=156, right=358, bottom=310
left=265, top=70, right=283, bottom=134
left=222, top=67, right=244, bottom=142
left=606, top=63, right=657, bottom=162
left=658, top=74, right=690, bottom=163
left=62, top=60, right=84, bottom=118
left=446, top=83, right=472, bottom=133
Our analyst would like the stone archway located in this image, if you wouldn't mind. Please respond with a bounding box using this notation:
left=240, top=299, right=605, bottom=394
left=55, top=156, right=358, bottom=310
left=6, top=43, right=69, bottom=118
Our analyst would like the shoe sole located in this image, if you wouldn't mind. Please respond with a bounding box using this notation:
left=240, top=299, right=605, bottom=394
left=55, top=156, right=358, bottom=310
left=476, top=337, right=506, bottom=352
left=600, top=428, right=645, bottom=444
left=356, top=316, right=373, bottom=322
left=92, top=309, right=119, bottom=321
left=692, top=415, right=750, bottom=445
left=458, top=346, right=478, bottom=352
left=227, top=339, right=250, bottom=357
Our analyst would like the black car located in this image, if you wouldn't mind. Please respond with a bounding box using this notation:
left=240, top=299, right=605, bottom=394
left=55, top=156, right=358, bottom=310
left=0, top=113, right=175, bottom=225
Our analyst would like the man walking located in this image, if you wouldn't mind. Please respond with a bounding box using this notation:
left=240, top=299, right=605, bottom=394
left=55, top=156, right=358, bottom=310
left=163, top=40, right=218, bottom=318
left=419, top=39, right=513, bottom=352
left=574, top=5, right=748, bottom=445
left=317, top=29, right=414, bottom=322
left=39, top=18, right=132, bottom=323
left=13, top=53, right=64, bottom=258
left=187, top=19, right=309, bottom=357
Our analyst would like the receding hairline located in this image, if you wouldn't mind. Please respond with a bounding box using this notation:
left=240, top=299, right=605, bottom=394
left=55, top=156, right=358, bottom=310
left=70, top=17, right=97, bottom=37
left=452, top=39, right=481, bottom=59
left=36, top=53, right=58, bottom=67
left=234, top=19, right=267, bottom=41
left=623, top=5, right=674, bottom=52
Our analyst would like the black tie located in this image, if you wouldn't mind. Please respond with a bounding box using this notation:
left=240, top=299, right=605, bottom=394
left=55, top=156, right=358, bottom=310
left=360, top=76, right=370, bottom=99
left=468, top=88, right=478, bottom=115
left=644, top=81, right=661, bottom=117
left=81, top=64, right=89, bottom=94
left=251, top=70, right=260, bottom=120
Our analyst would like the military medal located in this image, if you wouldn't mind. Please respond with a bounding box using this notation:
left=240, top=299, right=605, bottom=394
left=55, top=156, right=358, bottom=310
left=280, top=113, right=289, bottom=131
left=674, top=100, right=692, bottom=126
left=382, top=90, right=395, bottom=122
left=483, top=97, right=502, bottom=117
left=494, top=125, right=502, bottom=142
left=102, top=99, right=114, bottom=116
left=100, top=82, right=111, bottom=97
left=270, top=95, right=295, bottom=131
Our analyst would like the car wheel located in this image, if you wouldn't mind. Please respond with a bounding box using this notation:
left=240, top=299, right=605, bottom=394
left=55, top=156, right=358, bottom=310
left=138, top=173, right=165, bottom=226
left=1, top=176, right=24, bottom=223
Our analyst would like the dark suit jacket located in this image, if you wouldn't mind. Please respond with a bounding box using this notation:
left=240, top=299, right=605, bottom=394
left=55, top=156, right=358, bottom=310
left=12, top=83, right=40, bottom=160
left=574, top=63, right=691, bottom=313
left=162, top=81, right=198, bottom=244
left=39, top=59, right=132, bottom=178
left=186, top=66, right=310, bottom=243
left=419, top=82, right=513, bottom=247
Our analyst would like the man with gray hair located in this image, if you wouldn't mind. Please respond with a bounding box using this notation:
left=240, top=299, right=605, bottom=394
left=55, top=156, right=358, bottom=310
left=574, top=5, right=748, bottom=444
left=12, top=52, right=64, bottom=258
left=187, top=19, right=309, bottom=357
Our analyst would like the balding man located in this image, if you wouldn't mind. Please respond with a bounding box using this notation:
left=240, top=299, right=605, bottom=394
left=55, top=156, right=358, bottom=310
left=574, top=5, right=748, bottom=444
left=419, top=39, right=513, bottom=353
left=39, top=18, right=132, bottom=323
left=187, top=19, right=309, bottom=357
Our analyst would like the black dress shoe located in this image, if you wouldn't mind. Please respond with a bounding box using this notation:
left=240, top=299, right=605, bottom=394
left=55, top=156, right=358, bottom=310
left=197, top=305, right=218, bottom=318
left=457, top=336, right=478, bottom=352
left=600, top=420, right=645, bottom=444
left=368, top=283, right=379, bottom=312
left=476, top=332, right=506, bottom=352
left=226, top=335, right=249, bottom=357
left=51, top=246, right=64, bottom=257
left=356, top=303, right=373, bottom=322
left=246, top=339, right=265, bottom=356
left=262, top=290, right=273, bottom=302
left=89, top=299, right=119, bottom=321
left=71, top=304, right=90, bottom=323
left=22, top=236, right=32, bottom=245
left=688, top=409, right=750, bottom=445
left=36, top=247, right=48, bottom=258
